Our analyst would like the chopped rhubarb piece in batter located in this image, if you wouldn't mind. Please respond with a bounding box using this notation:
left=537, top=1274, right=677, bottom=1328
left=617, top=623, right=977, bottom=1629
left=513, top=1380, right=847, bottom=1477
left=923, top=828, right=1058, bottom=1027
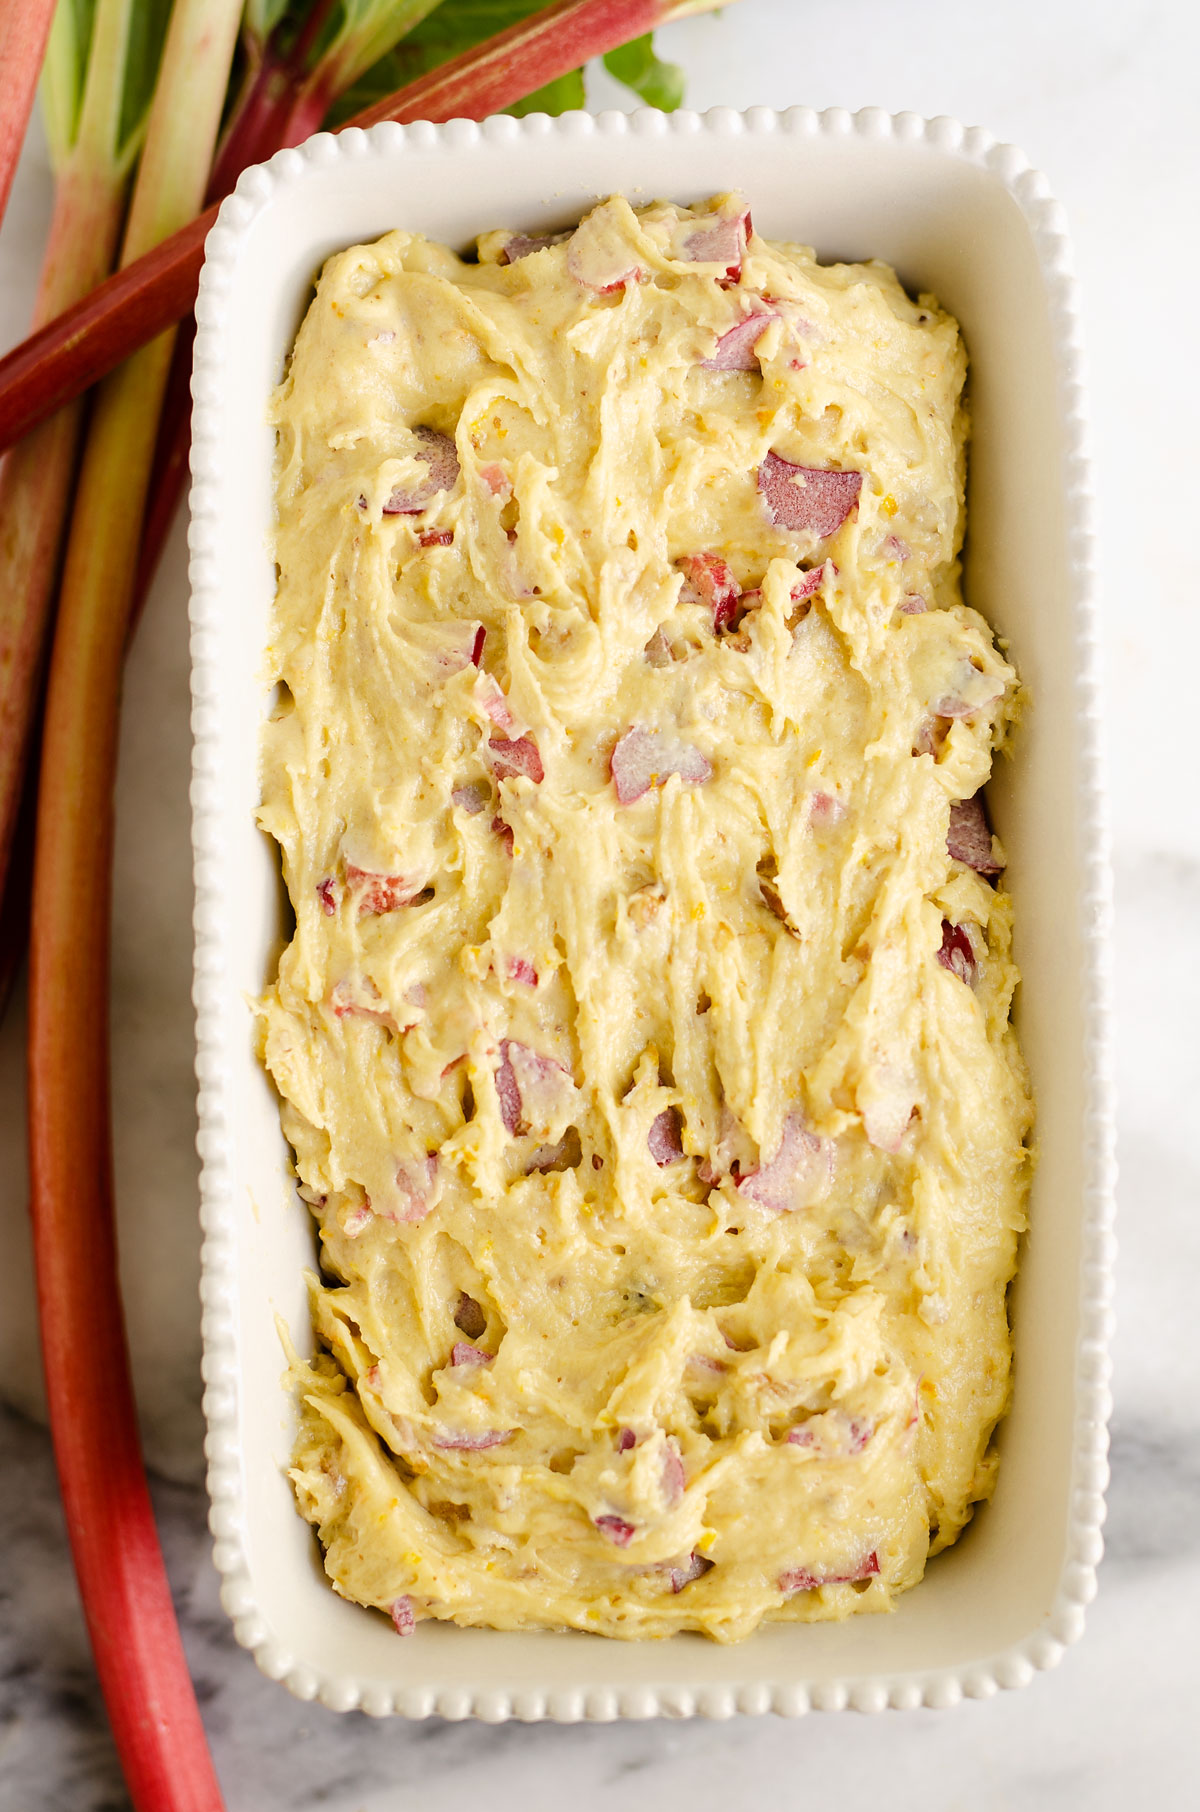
left=947, top=796, right=1003, bottom=874
left=506, top=956, right=538, bottom=987
left=344, top=864, right=425, bottom=916
left=487, top=735, right=544, bottom=784
left=316, top=877, right=337, bottom=916
left=758, top=453, right=862, bottom=538
left=643, top=627, right=674, bottom=667
left=595, top=1514, right=636, bottom=1547
left=669, top=1551, right=714, bottom=1593
left=495, top=1042, right=523, bottom=1134
left=498, top=231, right=568, bottom=263
left=450, top=1341, right=492, bottom=1368
left=937, top=919, right=977, bottom=985
left=382, top=427, right=460, bottom=514
left=792, top=562, right=831, bottom=603
left=495, top=1039, right=573, bottom=1136
left=676, top=552, right=742, bottom=630
left=779, top=1551, right=880, bottom=1594
left=701, top=308, right=777, bottom=371
left=433, top=1429, right=513, bottom=1451
left=808, top=790, right=846, bottom=827
left=662, top=1439, right=686, bottom=1506
left=472, top=672, right=514, bottom=731
left=451, top=781, right=491, bottom=815
left=479, top=461, right=511, bottom=498
left=617, top=1427, right=637, bottom=1452
left=648, top=1107, right=685, bottom=1166
left=392, top=1155, right=441, bottom=1224
left=418, top=527, right=454, bottom=548
left=491, top=815, right=514, bottom=855
left=390, top=1596, right=416, bottom=1636
left=610, top=728, right=712, bottom=804
left=432, top=620, right=486, bottom=674
left=678, top=203, right=751, bottom=280
left=739, top=1112, right=833, bottom=1212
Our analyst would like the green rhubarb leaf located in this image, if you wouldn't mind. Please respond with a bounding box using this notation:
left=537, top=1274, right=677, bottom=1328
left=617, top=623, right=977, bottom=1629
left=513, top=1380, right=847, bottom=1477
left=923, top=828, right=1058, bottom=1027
left=602, top=33, right=684, bottom=112
left=507, top=64, right=585, bottom=118
left=326, top=0, right=592, bottom=125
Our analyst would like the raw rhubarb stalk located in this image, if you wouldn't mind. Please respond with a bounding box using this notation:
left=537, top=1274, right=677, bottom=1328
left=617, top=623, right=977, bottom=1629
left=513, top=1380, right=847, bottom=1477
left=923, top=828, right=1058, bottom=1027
left=28, top=3, right=244, bottom=1804
left=0, top=0, right=57, bottom=227
left=0, top=0, right=735, bottom=450
left=0, top=0, right=141, bottom=910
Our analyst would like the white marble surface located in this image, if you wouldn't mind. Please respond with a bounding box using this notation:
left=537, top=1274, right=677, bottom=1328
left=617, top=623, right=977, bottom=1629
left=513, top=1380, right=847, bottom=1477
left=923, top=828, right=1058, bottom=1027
left=0, top=0, right=1196, bottom=1804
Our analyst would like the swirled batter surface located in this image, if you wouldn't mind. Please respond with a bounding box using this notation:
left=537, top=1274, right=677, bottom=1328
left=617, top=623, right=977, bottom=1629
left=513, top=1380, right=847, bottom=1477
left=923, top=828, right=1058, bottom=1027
left=261, top=195, right=1032, bottom=1642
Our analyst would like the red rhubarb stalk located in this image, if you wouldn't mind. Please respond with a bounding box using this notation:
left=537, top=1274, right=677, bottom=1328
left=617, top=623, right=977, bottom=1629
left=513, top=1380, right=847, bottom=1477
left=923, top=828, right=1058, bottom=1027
left=0, top=0, right=57, bottom=227
left=0, top=0, right=730, bottom=450
left=0, top=0, right=144, bottom=909
left=28, top=2, right=244, bottom=1803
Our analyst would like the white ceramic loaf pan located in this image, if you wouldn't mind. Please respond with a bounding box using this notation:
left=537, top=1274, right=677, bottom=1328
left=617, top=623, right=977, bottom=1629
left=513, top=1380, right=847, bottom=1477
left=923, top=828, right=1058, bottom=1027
left=189, top=105, right=1115, bottom=1720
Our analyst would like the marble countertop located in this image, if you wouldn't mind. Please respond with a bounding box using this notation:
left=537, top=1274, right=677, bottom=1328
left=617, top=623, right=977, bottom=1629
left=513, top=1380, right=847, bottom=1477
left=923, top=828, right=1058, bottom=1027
left=1, top=2, right=1196, bottom=1806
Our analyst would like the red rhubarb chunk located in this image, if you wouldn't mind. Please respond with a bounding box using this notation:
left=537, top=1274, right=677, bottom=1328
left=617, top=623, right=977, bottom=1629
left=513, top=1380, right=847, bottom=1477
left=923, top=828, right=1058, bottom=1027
left=450, top=1341, right=493, bottom=1368
left=432, top=620, right=486, bottom=674
left=479, top=461, right=511, bottom=498
left=418, top=527, right=454, bottom=548
left=610, top=728, right=712, bottom=804
left=495, top=1039, right=572, bottom=1136
left=792, top=562, right=830, bottom=603
left=662, top=1439, right=686, bottom=1507
left=507, top=956, right=538, bottom=987
left=680, top=205, right=751, bottom=280
left=382, top=427, right=460, bottom=514
left=758, top=453, right=862, bottom=538
left=738, top=1112, right=833, bottom=1213
left=595, top=1514, right=636, bottom=1547
left=487, top=735, right=544, bottom=784
left=648, top=1107, right=685, bottom=1166
left=495, top=1042, right=523, bottom=1134
left=316, top=877, right=337, bottom=916
left=937, top=919, right=977, bottom=985
left=392, top=1155, right=440, bottom=1224
left=669, top=1551, right=715, bottom=1593
left=701, top=308, right=776, bottom=370
left=617, top=1427, right=637, bottom=1453
left=491, top=815, right=515, bottom=855
left=344, top=865, right=425, bottom=916
left=390, top=1596, right=416, bottom=1636
left=947, top=796, right=1003, bottom=874
left=779, top=1551, right=880, bottom=1594
left=499, top=230, right=569, bottom=263
left=676, top=552, right=742, bottom=631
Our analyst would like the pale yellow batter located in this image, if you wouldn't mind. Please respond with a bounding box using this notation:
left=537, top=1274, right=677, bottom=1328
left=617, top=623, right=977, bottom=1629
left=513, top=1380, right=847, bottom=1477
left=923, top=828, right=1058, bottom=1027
left=260, top=194, right=1032, bottom=1643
